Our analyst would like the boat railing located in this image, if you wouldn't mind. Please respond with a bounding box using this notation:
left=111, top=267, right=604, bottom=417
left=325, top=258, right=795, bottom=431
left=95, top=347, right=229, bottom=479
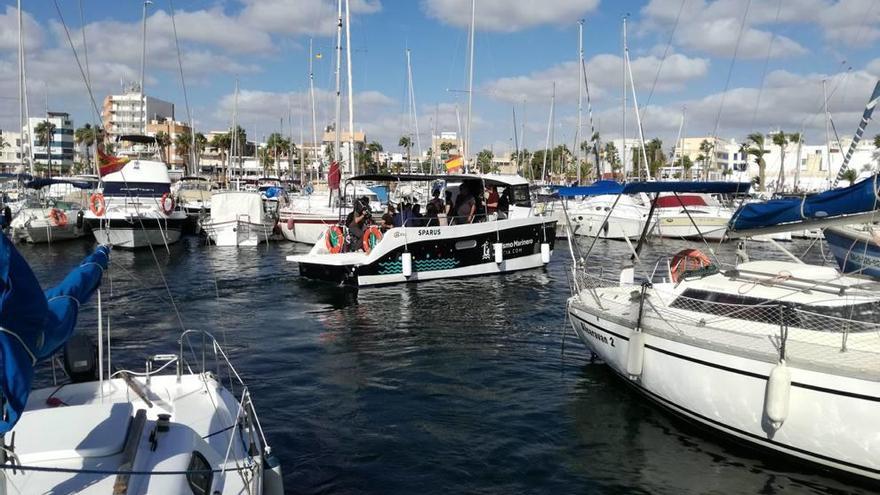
left=639, top=291, right=880, bottom=379
left=175, top=329, right=273, bottom=457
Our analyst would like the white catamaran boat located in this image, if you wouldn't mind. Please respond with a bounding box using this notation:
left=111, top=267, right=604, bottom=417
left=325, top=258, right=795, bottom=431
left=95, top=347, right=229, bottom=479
left=289, top=174, right=556, bottom=286
left=201, top=190, right=278, bottom=247
left=0, top=237, right=283, bottom=494
left=564, top=174, right=880, bottom=481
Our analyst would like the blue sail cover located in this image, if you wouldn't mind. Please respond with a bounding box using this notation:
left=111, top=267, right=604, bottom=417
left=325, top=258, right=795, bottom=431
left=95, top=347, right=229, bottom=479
left=555, top=180, right=751, bottom=198
left=730, top=175, right=880, bottom=232
left=0, top=236, right=109, bottom=433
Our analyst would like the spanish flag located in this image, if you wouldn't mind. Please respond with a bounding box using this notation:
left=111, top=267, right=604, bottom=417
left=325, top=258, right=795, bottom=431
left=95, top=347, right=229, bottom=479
left=97, top=142, right=130, bottom=177
left=445, top=155, right=463, bottom=172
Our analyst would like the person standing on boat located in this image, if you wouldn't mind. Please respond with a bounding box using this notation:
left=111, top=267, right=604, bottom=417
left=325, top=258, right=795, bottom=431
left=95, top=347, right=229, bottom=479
left=346, top=196, right=372, bottom=251
left=486, top=186, right=500, bottom=215
left=454, top=184, right=476, bottom=224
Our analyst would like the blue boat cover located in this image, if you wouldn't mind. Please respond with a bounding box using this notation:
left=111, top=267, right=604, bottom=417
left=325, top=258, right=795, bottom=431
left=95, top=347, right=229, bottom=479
left=263, top=186, right=286, bottom=199
left=0, top=236, right=109, bottom=433
left=730, top=175, right=880, bottom=231
left=555, top=180, right=751, bottom=198
left=24, top=178, right=94, bottom=190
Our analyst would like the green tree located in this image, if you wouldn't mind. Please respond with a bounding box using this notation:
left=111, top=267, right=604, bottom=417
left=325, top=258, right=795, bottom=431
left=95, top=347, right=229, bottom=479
left=746, top=133, right=770, bottom=191
left=75, top=123, right=97, bottom=173
left=476, top=149, right=494, bottom=173
left=771, top=131, right=790, bottom=192
left=645, top=138, right=665, bottom=179
left=841, top=168, right=859, bottom=184
left=398, top=135, right=412, bottom=172
left=154, top=131, right=172, bottom=164
left=193, top=132, right=207, bottom=172
left=266, top=132, right=290, bottom=176
left=674, top=155, right=694, bottom=179
left=603, top=142, right=620, bottom=179
left=35, top=120, right=56, bottom=176
left=174, top=130, right=192, bottom=169
left=210, top=133, right=231, bottom=165
left=698, top=139, right=714, bottom=180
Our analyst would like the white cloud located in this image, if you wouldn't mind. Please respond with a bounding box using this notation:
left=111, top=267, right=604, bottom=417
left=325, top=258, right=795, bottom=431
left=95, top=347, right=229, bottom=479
left=483, top=52, right=709, bottom=103
left=422, top=0, right=600, bottom=32
left=0, top=6, right=42, bottom=53
left=240, top=0, right=382, bottom=37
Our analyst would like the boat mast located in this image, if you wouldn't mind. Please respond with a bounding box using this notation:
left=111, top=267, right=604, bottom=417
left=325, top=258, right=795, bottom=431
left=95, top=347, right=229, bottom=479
left=621, top=15, right=627, bottom=180
left=334, top=0, right=342, bottom=170
left=823, top=79, right=832, bottom=184
left=406, top=48, right=423, bottom=171
left=672, top=106, right=685, bottom=177
left=232, top=79, right=239, bottom=190
left=344, top=0, right=356, bottom=175
left=139, top=0, right=151, bottom=135
left=464, top=0, right=475, bottom=174
left=18, top=0, right=32, bottom=176
left=576, top=20, right=584, bottom=185
left=623, top=18, right=649, bottom=180
left=308, top=38, right=319, bottom=182
left=541, top=83, right=554, bottom=182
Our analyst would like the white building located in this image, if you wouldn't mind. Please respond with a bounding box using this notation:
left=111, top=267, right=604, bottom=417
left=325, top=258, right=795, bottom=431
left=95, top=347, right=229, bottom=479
left=24, top=112, right=75, bottom=174
left=0, top=131, right=22, bottom=173
left=102, top=83, right=174, bottom=142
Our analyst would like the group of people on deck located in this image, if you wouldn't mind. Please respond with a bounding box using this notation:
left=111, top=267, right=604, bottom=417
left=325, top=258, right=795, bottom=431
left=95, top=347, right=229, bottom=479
left=344, top=180, right=512, bottom=252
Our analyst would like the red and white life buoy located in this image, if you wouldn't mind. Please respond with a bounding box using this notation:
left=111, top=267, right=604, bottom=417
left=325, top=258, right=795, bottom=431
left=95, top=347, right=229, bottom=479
left=325, top=225, right=345, bottom=253
left=89, top=193, right=106, bottom=217
left=48, top=208, right=68, bottom=227
left=160, top=192, right=175, bottom=215
left=362, top=225, right=383, bottom=253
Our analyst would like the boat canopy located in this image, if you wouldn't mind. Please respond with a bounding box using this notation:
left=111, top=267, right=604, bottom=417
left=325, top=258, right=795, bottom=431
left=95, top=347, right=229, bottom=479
left=0, top=236, right=108, bottom=433
left=349, top=173, right=529, bottom=187
left=555, top=181, right=751, bottom=198
left=25, top=178, right=95, bottom=190
left=729, top=175, right=880, bottom=235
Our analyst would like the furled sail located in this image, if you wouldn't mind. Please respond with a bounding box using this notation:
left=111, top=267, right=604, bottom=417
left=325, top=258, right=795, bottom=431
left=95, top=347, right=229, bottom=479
left=729, top=174, right=880, bottom=235
left=833, top=79, right=880, bottom=188
left=0, top=236, right=109, bottom=433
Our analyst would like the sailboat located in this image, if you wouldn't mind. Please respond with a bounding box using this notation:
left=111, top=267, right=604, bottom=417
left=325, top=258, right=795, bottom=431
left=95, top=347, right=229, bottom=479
left=0, top=234, right=283, bottom=493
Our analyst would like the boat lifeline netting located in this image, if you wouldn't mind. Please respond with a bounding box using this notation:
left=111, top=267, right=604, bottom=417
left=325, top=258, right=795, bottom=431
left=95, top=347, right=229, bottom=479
left=571, top=269, right=880, bottom=380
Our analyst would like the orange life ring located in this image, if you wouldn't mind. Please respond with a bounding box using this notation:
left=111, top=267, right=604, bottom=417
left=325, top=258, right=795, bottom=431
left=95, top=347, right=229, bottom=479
left=325, top=225, right=345, bottom=253
left=362, top=225, right=383, bottom=253
left=89, top=193, right=106, bottom=217
left=48, top=208, right=68, bottom=227
left=160, top=192, right=175, bottom=215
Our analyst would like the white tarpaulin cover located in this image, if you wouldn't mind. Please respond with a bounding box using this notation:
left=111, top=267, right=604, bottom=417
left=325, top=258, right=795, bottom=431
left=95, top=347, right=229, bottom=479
left=210, top=191, right=265, bottom=223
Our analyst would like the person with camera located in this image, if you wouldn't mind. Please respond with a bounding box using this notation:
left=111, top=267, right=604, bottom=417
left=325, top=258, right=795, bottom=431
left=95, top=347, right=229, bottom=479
left=346, top=196, right=373, bottom=251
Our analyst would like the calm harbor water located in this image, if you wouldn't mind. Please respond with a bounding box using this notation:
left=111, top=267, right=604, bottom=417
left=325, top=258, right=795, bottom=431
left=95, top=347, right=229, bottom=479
left=17, top=235, right=876, bottom=495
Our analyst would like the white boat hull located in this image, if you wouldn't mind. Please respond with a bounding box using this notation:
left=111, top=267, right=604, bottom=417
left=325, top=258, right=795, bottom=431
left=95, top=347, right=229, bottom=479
left=203, top=220, right=275, bottom=247
left=12, top=223, right=85, bottom=243
left=653, top=215, right=729, bottom=241
left=568, top=302, right=880, bottom=481
left=570, top=212, right=648, bottom=240
left=279, top=214, right=338, bottom=244
left=91, top=225, right=182, bottom=249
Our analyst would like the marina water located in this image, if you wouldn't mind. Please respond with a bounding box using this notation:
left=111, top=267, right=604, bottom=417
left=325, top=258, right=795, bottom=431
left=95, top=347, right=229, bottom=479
left=18, top=237, right=873, bottom=494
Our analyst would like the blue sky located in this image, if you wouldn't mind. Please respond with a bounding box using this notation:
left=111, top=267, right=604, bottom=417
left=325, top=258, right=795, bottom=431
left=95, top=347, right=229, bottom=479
left=2, top=0, right=879, bottom=155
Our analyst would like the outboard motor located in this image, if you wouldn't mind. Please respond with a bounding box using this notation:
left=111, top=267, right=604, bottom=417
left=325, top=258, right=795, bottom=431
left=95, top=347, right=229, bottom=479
left=63, top=333, right=98, bottom=383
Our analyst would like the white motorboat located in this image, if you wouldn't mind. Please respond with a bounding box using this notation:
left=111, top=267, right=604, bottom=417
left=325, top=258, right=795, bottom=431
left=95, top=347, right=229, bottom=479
left=288, top=173, right=556, bottom=286
left=651, top=193, right=733, bottom=241
left=0, top=235, right=283, bottom=494
left=201, top=190, right=278, bottom=247
left=175, top=176, right=213, bottom=222
left=567, top=194, right=651, bottom=240
left=83, top=138, right=187, bottom=249
left=9, top=178, right=93, bottom=243
left=278, top=185, right=381, bottom=245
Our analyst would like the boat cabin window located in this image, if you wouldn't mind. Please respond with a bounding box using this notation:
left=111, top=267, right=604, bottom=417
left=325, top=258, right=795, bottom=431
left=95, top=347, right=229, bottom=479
left=102, top=182, right=170, bottom=197
left=670, top=288, right=880, bottom=332
left=508, top=184, right=531, bottom=208
left=186, top=450, right=213, bottom=495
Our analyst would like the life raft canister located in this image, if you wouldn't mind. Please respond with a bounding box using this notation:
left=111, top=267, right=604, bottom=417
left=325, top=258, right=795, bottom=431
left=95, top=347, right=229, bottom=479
left=160, top=192, right=175, bottom=215
left=325, top=225, right=345, bottom=253
left=89, top=193, right=106, bottom=217
left=362, top=225, right=383, bottom=253
left=48, top=208, right=68, bottom=227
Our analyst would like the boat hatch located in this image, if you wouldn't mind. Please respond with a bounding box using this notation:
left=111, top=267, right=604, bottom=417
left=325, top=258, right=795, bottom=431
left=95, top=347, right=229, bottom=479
left=14, top=402, right=133, bottom=463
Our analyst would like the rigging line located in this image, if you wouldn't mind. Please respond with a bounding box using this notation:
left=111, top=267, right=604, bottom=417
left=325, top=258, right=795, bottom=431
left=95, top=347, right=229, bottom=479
left=710, top=0, right=752, bottom=142
left=749, top=0, right=782, bottom=132
left=169, top=0, right=197, bottom=171
left=641, top=0, right=686, bottom=121
left=51, top=0, right=101, bottom=122
left=77, top=0, right=95, bottom=125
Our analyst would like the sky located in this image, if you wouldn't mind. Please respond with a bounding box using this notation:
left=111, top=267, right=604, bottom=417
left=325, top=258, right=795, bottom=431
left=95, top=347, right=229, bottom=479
left=1, top=0, right=879, bottom=157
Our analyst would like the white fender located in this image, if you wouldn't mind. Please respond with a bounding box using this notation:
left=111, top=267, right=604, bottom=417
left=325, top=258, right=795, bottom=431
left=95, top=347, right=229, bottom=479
left=540, top=243, right=551, bottom=264
left=619, top=266, right=634, bottom=286
left=401, top=252, right=413, bottom=277
left=626, top=332, right=646, bottom=378
left=262, top=454, right=284, bottom=495
left=493, top=243, right=504, bottom=264
left=764, top=362, right=791, bottom=430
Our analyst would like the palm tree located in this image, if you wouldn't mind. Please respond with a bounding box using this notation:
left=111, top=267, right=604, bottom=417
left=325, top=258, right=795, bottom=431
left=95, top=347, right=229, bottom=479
left=367, top=141, right=383, bottom=171
left=771, top=131, right=789, bottom=192
left=439, top=141, right=455, bottom=159
left=603, top=142, right=620, bottom=179
left=154, top=131, right=172, bottom=164
left=788, top=132, right=802, bottom=191
left=746, top=133, right=770, bottom=191
left=174, top=131, right=193, bottom=169
left=35, top=120, right=56, bottom=176
left=841, top=168, right=859, bottom=185
left=477, top=149, right=494, bottom=173
left=698, top=139, right=714, bottom=180
left=74, top=124, right=97, bottom=173
left=873, top=134, right=880, bottom=168
left=193, top=133, right=207, bottom=173
left=398, top=135, right=412, bottom=172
